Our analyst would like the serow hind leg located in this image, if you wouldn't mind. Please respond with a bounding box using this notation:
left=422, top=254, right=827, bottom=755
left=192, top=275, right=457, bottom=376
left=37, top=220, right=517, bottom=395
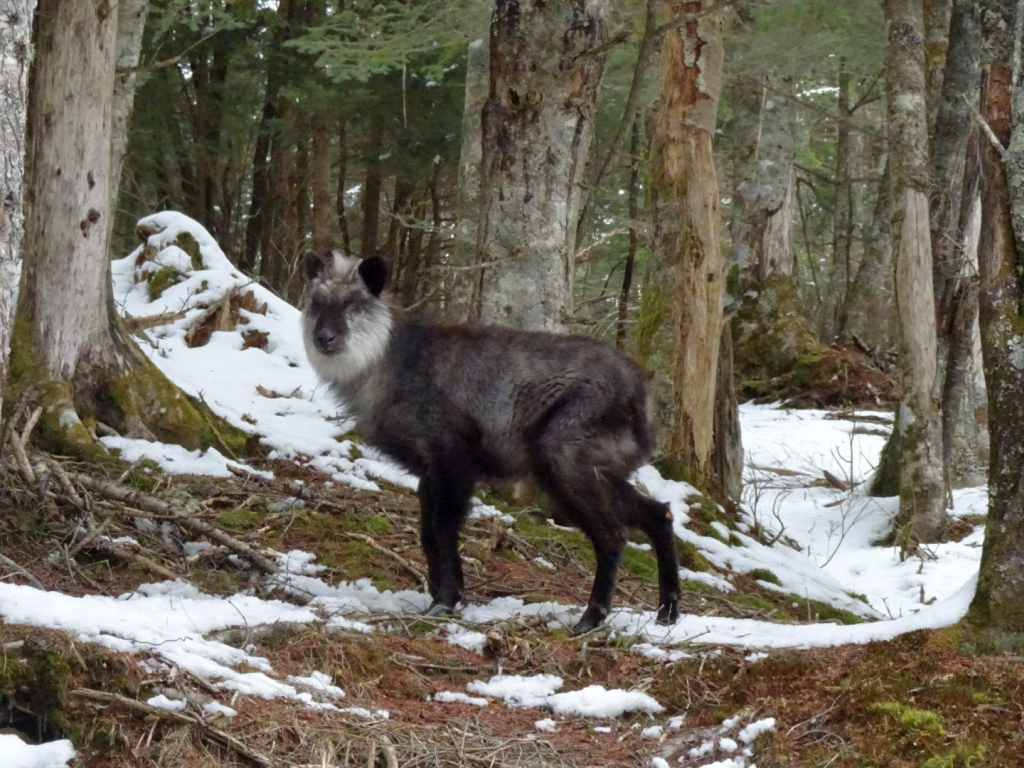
left=627, top=485, right=680, bottom=625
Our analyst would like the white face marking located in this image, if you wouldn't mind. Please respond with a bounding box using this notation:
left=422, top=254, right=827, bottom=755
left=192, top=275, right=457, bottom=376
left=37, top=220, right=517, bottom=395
left=303, top=305, right=393, bottom=384
left=302, top=253, right=393, bottom=384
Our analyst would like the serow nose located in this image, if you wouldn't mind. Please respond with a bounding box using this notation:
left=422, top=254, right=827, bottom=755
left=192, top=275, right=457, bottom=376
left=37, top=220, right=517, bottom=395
left=316, top=328, right=337, bottom=350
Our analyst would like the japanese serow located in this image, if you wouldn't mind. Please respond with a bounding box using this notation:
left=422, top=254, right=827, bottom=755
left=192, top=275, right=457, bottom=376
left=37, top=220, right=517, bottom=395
left=301, top=252, right=679, bottom=635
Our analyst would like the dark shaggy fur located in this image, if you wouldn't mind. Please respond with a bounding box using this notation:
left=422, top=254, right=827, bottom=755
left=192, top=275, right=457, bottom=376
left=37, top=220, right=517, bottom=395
left=302, top=253, right=679, bottom=634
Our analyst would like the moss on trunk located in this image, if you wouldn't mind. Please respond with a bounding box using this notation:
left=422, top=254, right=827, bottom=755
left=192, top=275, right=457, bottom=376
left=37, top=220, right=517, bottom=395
left=5, top=312, right=252, bottom=463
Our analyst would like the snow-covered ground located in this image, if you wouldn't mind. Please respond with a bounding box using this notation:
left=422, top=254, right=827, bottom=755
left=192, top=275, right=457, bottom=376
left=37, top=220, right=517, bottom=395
left=0, top=214, right=986, bottom=767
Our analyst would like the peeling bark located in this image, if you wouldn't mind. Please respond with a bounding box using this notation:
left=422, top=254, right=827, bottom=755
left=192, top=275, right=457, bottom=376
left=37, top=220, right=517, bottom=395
left=885, top=0, right=948, bottom=546
left=649, top=0, right=725, bottom=476
left=476, top=0, right=608, bottom=332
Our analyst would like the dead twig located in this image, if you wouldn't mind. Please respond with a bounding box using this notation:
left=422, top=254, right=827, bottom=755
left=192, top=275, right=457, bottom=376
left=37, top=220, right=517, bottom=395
left=66, top=472, right=280, bottom=576
left=342, top=532, right=428, bottom=592
left=0, top=552, right=46, bottom=590
left=71, top=688, right=273, bottom=768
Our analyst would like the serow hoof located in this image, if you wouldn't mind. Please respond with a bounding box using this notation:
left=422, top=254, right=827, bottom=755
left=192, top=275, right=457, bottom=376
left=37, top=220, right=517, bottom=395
left=571, top=609, right=607, bottom=636
left=656, top=599, right=679, bottom=626
left=422, top=602, right=454, bottom=618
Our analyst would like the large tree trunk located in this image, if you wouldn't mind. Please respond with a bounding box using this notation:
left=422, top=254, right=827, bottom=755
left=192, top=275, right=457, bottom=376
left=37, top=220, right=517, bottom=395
left=649, top=0, right=725, bottom=477
left=728, top=71, right=813, bottom=386
left=475, top=0, right=608, bottom=332
left=13, top=0, right=242, bottom=460
left=969, top=0, right=1024, bottom=640
left=931, top=0, right=984, bottom=492
left=885, top=0, right=947, bottom=547
left=0, top=0, right=36, bottom=398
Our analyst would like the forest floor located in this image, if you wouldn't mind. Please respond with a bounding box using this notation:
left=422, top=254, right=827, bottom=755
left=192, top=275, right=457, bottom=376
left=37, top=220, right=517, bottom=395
left=0, top=214, right=1011, bottom=768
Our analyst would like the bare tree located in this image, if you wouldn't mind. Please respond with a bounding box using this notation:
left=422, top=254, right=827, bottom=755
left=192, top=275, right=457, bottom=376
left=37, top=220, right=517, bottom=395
left=885, top=0, right=947, bottom=546
left=648, top=0, right=726, bottom=478
left=475, top=0, right=608, bottom=332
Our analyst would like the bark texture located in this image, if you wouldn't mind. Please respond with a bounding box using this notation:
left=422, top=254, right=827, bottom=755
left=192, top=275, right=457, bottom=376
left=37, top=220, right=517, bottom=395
left=819, top=61, right=856, bottom=342
left=452, top=34, right=489, bottom=318
left=843, top=155, right=896, bottom=350
left=649, top=0, right=725, bottom=476
left=931, top=0, right=985, bottom=491
left=885, top=0, right=947, bottom=546
left=476, top=0, right=608, bottom=332
left=923, top=0, right=952, bottom=133
left=969, top=0, right=1024, bottom=638
left=110, top=0, right=149, bottom=210
left=0, top=0, right=35, bottom=396
left=14, top=0, right=243, bottom=459
left=729, top=75, right=796, bottom=290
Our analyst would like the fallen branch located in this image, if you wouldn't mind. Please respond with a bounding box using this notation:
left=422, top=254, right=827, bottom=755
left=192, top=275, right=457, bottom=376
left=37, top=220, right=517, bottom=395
left=0, top=552, right=46, bottom=590
left=71, top=688, right=274, bottom=768
left=90, top=539, right=180, bottom=582
left=124, top=310, right=188, bottom=333
left=66, top=472, right=280, bottom=576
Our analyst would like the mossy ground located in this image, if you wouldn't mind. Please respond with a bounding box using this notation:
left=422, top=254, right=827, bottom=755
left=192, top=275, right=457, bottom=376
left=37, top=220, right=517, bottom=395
left=0, top=452, right=1015, bottom=766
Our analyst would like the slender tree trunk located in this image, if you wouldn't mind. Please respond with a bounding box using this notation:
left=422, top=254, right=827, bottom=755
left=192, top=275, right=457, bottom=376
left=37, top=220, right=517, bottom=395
left=930, top=0, right=979, bottom=309
left=243, top=0, right=292, bottom=274
left=713, top=322, right=743, bottom=498
left=844, top=155, right=895, bottom=349
left=475, top=0, right=609, bottom=332
left=616, top=114, right=642, bottom=349
left=820, top=60, right=855, bottom=341
left=311, top=117, right=333, bottom=255
left=452, top=34, right=489, bottom=319
left=923, top=0, right=952, bottom=134
left=360, top=113, right=385, bottom=259
left=931, top=0, right=984, bottom=491
left=0, top=0, right=36, bottom=400
left=336, top=118, right=352, bottom=255
left=885, top=0, right=947, bottom=547
left=110, top=0, right=148, bottom=214
left=649, top=0, right=725, bottom=477
left=969, top=0, right=1024, bottom=639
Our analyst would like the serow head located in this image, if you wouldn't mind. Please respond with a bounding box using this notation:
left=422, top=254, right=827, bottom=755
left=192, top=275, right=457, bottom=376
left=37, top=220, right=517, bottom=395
left=302, top=251, right=389, bottom=358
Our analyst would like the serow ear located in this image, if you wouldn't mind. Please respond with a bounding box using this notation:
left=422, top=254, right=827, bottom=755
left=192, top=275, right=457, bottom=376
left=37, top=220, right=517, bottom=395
left=304, top=251, right=326, bottom=281
left=358, top=256, right=388, bottom=297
